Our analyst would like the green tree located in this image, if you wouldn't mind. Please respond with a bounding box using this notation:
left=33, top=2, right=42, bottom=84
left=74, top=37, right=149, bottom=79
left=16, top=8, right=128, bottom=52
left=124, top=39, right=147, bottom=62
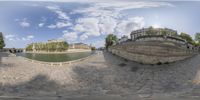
left=0, top=32, right=5, bottom=49
left=195, top=33, right=200, bottom=43
left=25, top=41, right=69, bottom=52
left=171, top=31, right=178, bottom=36
left=105, top=34, right=118, bottom=49
left=194, top=33, right=200, bottom=46
left=146, top=26, right=156, bottom=35
left=25, top=44, right=33, bottom=51
left=91, top=47, right=96, bottom=51
left=179, top=32, right=193, bottom=43
left=161, top=29, right=167, bottom=36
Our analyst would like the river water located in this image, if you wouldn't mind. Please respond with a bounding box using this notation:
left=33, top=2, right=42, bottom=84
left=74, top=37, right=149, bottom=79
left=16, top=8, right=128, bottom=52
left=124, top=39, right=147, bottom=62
left=16, top=52, right=93, bottom=62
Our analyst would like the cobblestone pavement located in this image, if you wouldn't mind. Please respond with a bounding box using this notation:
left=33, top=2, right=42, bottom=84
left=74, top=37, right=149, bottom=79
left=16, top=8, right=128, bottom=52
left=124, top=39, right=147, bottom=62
left=0, top=51, right=200, bottom=99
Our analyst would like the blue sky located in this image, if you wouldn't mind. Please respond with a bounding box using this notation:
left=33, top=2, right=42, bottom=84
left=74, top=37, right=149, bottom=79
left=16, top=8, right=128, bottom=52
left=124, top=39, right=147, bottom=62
left=1, top=1, right=200, bottom=48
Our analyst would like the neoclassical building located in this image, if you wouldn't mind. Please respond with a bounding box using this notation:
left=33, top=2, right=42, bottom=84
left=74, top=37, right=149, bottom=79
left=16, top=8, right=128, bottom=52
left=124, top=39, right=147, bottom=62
left=69, top=43, right=91, bottom=49
left=118, top=35, right=129, bottom=44
left=115, top=27, right=198, bottom=51
left=130, top=27, right=178, bottom=41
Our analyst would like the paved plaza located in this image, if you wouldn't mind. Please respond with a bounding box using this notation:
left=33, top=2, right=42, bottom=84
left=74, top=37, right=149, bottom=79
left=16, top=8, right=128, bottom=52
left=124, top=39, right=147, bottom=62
left=0, top=51, right=200, bottom=99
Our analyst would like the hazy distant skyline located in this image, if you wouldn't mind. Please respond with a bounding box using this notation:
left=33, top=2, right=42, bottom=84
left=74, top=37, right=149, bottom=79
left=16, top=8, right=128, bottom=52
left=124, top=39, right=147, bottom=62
left=0, top=1, right=200, bottom=48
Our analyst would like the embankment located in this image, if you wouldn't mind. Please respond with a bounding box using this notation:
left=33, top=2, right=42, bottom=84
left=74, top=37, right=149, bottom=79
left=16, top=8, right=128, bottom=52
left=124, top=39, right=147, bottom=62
left=108, top=41, right=196, bottom=64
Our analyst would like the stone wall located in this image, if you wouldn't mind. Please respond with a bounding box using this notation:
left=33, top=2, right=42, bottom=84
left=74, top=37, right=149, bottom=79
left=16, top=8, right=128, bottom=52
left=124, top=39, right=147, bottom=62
left=109, top=41, right=196, bottom=64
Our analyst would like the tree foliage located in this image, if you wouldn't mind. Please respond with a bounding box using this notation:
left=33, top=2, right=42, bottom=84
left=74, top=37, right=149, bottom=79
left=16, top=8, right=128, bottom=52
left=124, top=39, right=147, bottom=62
left=193, top=32, right=200, bottom=46
left=26, top=41, right=69, bottom=52
left=105, top=34, right=118, bottom=49
left=179, top=32, right=193, bottom=43
left=195, top=33, right=200, bottom=42
left=146, top=26, right=178, bottom=36
left=0, top=32, right=5, bottom=49
left=161, top=28, right=178, bottom=36
left=146, top=26, right=156, bottom=35
left=91, top=47, right=96, bottom=51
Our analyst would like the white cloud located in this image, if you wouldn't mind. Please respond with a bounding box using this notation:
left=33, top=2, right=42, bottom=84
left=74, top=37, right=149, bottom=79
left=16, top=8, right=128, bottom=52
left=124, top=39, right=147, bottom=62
left=47, top=24, right=57, bottom=29
left=80, top=34, right=88, bottom=40
left=93, top=40, right=105, bottom=48
left=46, top=5, right=60, bottom=10
left=70, top=1, right=161, bottom=40
left=72, top=1, right=173, bottom=17
left=71, top=8, right=145, bottom=40
left=46, top=5, right=70, bottom=20
left=55, top=10, right=69, bottom=20
left=94, top=2, right=174, bottom=11
left=62, top=31, right=77, bottom=42
left=116, top=17, right=145, bottom=37
left=71, top=7, right=118, bottom=40
left=99, top=16, right=117, bottom=35
left=47, top=21, right=71, bottom=29
left=38, top=17, right=47, bottom=28
left=38, top=23, right=45, bottom=27
left=71, top=4, right=119, bottom=18
left=19, top=19, right=30, bottom=28
left=56, top=21, right=71, bottom=28
left=73, top=17, right=100, bottom=40
left=22, top=35, right=35, bottom=41
left=5, top=34, right=34, bottom=41
left=27, top=35, right=34, bottom=40
left=46, top=5, right=72, bottom=29
left=5, top=34, right=16, bottom=41
left=47, top=1, right=172, bottom=44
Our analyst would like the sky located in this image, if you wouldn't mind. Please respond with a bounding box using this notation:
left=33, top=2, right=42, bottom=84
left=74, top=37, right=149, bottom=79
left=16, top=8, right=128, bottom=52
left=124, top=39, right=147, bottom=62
left=0, top=0, right=200, bottom=48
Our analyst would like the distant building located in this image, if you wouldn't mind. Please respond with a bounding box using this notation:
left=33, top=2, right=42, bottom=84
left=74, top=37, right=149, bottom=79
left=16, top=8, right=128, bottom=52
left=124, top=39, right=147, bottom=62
left=130, top=27, right=177, bottom=41
left=25, top=40, right=68, bottom=52
left=69, top=43, right=91, bottom=49
left=118, top=35, right=129, bottom=44
left=128, top=27, right=199, bottom=51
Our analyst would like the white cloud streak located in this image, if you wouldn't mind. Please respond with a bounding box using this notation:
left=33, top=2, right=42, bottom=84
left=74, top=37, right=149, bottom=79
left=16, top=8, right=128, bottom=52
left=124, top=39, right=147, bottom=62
left=62, top=30, right=78, bottom=42
left=38, top=23, right=45, bottom=27
left=46, top=5, right=72, bottom=29
left=5, top=34, right=34, bottom=41
left=116, top=17, right=145, bottom=37
left=5, top=34, right=16, bottom=41
left=22, top=35, right=34, bottom=41
left=46, top=5, right=69, bottom=20
left=69, top=1, right=163, bottom=40
left=19, top=18, right=30, bottom=28
left=46, top=1, right=173, bottom=42
left=47, top=21, right=71, bottom=29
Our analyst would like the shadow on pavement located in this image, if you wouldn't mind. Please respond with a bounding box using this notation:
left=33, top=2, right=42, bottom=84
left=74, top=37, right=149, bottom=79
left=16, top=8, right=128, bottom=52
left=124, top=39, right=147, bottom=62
left=102, top=51, right=200, bottom=97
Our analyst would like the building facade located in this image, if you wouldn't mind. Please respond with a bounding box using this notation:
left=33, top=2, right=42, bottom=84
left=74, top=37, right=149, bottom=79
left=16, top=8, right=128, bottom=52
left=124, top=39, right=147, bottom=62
left=118, top=35, right=129, bottom=44
left=129, top=27, right=199, bottom=51
left=69, top=43, right=91, bottom=49
left=130, top=27, right=178, bottom=41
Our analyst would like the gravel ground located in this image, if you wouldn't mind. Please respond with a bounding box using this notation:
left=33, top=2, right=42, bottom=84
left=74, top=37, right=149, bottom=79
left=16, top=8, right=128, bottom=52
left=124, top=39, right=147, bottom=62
left=0, top=51, right=200, bottom=99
